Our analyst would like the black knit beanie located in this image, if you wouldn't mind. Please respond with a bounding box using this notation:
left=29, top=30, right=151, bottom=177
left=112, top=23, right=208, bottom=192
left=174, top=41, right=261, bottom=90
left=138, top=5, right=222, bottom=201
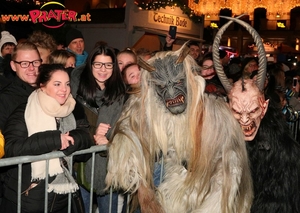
left=66, top=28, right=83, bottom=46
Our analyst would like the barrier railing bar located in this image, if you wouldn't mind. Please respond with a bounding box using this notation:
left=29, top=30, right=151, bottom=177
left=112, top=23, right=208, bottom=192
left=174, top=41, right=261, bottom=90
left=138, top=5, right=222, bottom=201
left=109, top=186, right=113, bottom=213
left=68, top=156, right=74, bottom=213
left=126, top=193, right=130, bottom=213
left=0, top=145, right=107, bottom=166
left=0, top=145, right=107, bottom=213
left=89, top=151, right=96, bottom=213
left=17, top=164, right=22, bottom=213
left=44, top=159, right=49, bottom=213
left=296, top=119, right=299, bottom=142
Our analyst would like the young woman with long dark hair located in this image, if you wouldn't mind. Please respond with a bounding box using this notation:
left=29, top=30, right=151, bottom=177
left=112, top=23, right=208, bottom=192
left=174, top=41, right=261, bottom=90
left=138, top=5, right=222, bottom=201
left=71, top=45, right=126, bottom=213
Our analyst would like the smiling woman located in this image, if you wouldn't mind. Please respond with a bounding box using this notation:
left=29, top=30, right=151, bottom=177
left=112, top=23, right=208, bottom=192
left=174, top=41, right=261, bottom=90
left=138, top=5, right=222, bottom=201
left=37, top=65, right=71, bottom=105
left=0, top=63, right=93, bottom=212
left=70, top=44, right=126, bottom=213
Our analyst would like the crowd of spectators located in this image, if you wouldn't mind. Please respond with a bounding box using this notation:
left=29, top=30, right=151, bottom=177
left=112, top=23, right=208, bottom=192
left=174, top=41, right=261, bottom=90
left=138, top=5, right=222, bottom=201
left=0, top=27, right=300, bottom=213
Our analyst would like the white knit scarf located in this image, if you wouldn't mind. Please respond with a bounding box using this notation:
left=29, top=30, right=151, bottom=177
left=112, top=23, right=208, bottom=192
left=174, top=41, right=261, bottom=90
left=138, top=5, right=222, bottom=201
left=25, top=89, right=77, bottom=194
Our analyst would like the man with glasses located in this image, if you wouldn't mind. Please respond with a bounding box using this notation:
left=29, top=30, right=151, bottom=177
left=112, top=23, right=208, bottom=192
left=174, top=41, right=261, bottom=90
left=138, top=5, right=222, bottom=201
left=0, top=41, right=41, bottom=205
left=0, top=41, right=41, bottom=129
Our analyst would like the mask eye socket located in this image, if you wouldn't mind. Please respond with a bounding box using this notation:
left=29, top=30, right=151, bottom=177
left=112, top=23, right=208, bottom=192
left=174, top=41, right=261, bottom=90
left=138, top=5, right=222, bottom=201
left=250, top=107, right=259, bottom=113
left=232, top=108, right=241, bottom=115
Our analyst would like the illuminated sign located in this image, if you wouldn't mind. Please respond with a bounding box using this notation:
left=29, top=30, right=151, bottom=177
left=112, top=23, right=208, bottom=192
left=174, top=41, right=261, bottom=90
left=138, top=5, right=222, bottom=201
left=1, top=1, right=91, bottom=29
left=148, top=11, right=192, bottom=30
left=277, top=22, right=286, bottom=28
left=210, top=22, right=218, bottom=28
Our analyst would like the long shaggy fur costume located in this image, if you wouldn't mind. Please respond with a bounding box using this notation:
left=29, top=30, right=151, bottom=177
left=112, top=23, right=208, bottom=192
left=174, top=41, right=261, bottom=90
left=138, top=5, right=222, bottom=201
left=247, top=96, right=300, bottom=213
left=106, top=45, right=253, bottom=213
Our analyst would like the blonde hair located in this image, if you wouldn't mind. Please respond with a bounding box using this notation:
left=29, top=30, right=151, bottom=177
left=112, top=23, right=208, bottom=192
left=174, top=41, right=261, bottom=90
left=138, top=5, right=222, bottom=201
left=117, top=47, right=137, bottom=63
left=28, top=30, right=57, bottom=52
left=11, top=41, right=40, bottom=61
left=48, top=49, right=75, bottom=67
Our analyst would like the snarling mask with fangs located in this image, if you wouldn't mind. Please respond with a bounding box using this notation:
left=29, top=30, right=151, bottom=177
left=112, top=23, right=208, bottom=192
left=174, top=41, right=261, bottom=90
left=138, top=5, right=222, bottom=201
left=151, top=55, right=188, bottom=115
left=228, top=79, right=269, bottom=142
left=166, top=95, right=185, bottom=107
left=241, top=121, right=257, bottom=137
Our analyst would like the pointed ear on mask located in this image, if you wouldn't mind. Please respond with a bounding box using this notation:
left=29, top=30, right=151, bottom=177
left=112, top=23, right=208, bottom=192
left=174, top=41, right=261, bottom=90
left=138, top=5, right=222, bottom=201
left=261, top=99, right=269, bottom=119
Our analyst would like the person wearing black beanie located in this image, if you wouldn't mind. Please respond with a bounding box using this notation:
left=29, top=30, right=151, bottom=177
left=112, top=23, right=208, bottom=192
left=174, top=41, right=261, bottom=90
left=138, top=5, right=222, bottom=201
left=218, top=49, right=230, bottom=76
left=219, top=49, right=230, bottom=66
left=66, top=27, right=88, bottom=67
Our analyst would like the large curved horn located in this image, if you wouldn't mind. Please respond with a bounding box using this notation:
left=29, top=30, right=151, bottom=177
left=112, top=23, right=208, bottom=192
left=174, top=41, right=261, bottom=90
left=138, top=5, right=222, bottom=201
left=212, top=14, right=244, bottom=92
left=137, top=56, right=156, bottom=72
left=176, top=42, right=190, bottom=64
left=213, top=15, right=267, bottom=92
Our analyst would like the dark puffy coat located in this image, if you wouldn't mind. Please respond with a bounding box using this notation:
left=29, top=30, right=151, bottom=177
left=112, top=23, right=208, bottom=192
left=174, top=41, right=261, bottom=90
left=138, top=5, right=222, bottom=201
left=0, top=75, right=10, bottom=90
left=247, top=98, right=300, bottom=213
left=1, top=101, right=93, bottom=213
left=204, top=75, right=227, bottom=97
left=0, top=76, right=34, bottom=201
left=0, top=76, right=34, bottom=130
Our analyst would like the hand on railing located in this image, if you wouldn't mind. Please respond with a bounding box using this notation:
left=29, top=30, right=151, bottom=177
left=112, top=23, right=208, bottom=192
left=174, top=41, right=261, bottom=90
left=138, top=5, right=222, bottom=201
left=94, top=134, right=109, bottom=145
left=60, top=132, right=74, bottom=150
left=93, top=123, right=110, bottom=145
left=95, top=123, right=111, bottom=136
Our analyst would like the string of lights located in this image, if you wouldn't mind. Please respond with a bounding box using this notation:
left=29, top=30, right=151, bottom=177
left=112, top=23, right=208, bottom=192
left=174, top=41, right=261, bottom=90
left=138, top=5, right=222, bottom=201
left=137, top=0, right=203, bottom=23
left=138, top=0, right=300, bottom=21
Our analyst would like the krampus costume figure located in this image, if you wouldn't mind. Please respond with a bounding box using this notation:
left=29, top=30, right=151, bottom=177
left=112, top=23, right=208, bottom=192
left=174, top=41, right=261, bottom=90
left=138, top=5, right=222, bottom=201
left=105, top=43, right=253, bottom=212
left=214, top=16, right=300, bottom=213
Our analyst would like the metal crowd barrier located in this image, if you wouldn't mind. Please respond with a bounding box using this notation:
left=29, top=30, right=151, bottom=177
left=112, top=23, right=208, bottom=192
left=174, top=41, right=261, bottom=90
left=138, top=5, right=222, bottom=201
left=0, top=145, right=123, bottom=213
left=288, top=119, right=300, bottom=143
left=5, top=119, right=299, bottom=213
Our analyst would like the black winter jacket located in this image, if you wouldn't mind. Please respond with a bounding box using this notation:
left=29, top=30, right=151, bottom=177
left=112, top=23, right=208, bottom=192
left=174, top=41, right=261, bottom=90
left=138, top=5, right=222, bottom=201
left=247, top=98, right=300, bottom=213
left=0, top=75, right=10, bottom=90
left=1, top=101, right=93, bottom=213
left=0, top=76, right=34, bottom=201
left=0, top=76, right=34, bottom=130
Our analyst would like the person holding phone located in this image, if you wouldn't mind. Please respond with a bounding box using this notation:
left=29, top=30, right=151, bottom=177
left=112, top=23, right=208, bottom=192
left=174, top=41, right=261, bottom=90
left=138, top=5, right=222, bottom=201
left=163, top=26, right=177, bottom=51
left=293, top=77, right=298, bottom=89
left=163, top=29, right=202, bottom=64
left=164, top=35, right=176, bottom=51
left=169, top=26, right=177, bottom=39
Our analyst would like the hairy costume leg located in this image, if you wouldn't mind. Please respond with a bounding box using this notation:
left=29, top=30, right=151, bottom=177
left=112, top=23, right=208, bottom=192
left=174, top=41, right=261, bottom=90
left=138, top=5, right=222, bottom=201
left=106, top=129, right=147, bottom=193
left=157, top=95, right=252, bottom=213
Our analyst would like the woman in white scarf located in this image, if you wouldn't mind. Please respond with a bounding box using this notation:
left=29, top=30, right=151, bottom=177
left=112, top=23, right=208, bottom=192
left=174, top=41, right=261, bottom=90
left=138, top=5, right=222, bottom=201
left=1, top=64, right=93, bottom=213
